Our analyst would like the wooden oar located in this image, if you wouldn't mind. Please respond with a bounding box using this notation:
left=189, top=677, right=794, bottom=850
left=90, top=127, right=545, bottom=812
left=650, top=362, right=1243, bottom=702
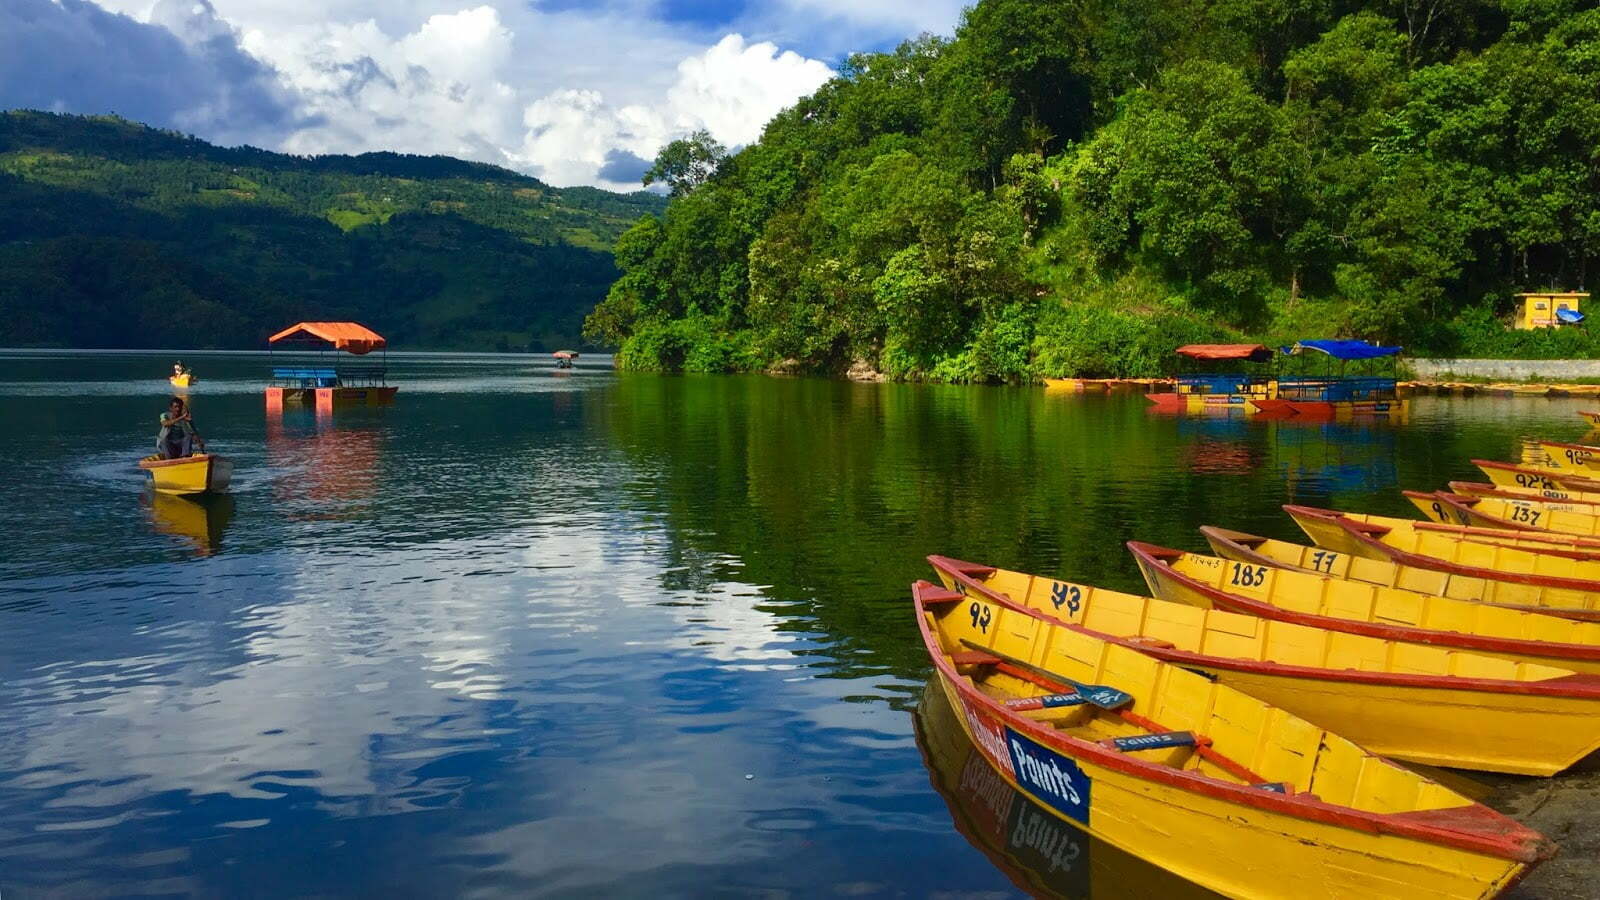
left=960, top=639, right=1133, bottom=710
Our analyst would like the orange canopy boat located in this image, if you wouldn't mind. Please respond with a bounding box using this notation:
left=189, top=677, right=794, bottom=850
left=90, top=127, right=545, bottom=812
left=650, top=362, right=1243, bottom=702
left=266, top=321, right=396, bottom=411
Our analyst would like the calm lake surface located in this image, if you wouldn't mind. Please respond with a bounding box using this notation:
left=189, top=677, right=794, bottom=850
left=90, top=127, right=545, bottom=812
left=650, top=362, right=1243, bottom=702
left=0, top=350, right=1590, bottom=898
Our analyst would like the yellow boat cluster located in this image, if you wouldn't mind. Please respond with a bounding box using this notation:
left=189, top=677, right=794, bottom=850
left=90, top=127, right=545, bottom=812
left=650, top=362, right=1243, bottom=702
left=914, top=410, right=1600, bottom=897
left=1400, top=382, right=1600, bottom=398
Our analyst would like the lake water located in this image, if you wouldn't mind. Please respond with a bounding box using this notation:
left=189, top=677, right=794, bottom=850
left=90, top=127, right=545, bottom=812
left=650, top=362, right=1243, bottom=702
left=0, top=350, right=1590, bottom=898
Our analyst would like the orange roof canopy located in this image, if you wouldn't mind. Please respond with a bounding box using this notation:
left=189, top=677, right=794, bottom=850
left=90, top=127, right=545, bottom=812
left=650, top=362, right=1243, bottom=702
left=268, top=321, right=387, bottom=355
left=1177, top=343, right=1273, bottom=362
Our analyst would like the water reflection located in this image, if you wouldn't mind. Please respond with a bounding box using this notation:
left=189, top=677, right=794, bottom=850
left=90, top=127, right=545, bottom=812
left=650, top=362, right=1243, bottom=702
left=145, top=492, right=235, bottom=555
left=265, top=411, right=385, bottom=519
left=3, top=355, right=1595, bottom=897
left=1269, top=420, right=1400, bottom=495
left=914, top=684, right=1219, bottom=899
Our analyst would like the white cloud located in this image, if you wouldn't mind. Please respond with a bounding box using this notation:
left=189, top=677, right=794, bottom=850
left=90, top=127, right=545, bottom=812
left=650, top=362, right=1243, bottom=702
left=667, top=34, right=835, bottom=147
left=510, top=35, right=833, bottom=189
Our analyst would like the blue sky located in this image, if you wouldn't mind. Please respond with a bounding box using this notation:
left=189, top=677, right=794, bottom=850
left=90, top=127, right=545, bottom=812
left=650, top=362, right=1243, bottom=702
left=1, top=0, right=967, bottom=189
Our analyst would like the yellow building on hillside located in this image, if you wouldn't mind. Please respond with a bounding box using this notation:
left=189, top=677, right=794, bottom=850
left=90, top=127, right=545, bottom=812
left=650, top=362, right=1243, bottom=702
left=1517, top=291, right=1587, bottom=329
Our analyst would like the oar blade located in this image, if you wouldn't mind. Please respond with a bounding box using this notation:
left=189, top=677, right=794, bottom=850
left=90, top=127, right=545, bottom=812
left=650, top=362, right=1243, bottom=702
left=1077, top=685, right=1134, bottom=711
left=958, top=638, right=1133, bottom=711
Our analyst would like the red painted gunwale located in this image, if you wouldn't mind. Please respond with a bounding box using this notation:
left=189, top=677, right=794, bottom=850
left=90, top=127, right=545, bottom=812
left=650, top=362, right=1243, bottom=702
left=913, top=578, right=1552, bottom=863
left=1412, top=520, right=1600, bottom=555
left=1198, top=522, right=1600, bottom=580
left=931, top=555, right=1600, bottom=700
left=1539, top=438, right=1600, bottom=456
left=1286, top=504, right=1600, bottom=593
left=1451, top=482, right=1600, bottom=511
left=1127, top=541, right=1600, bottom=666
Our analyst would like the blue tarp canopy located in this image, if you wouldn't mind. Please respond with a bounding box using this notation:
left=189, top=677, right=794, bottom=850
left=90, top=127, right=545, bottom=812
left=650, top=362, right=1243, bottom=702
left=1557, top=308, right=1586, bottom=324
left=1282, top=340, right=1402, bottom=360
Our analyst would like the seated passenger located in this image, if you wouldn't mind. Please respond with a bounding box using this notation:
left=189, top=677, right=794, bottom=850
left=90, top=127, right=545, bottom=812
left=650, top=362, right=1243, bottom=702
left=157, top=397, right=206, bottom=459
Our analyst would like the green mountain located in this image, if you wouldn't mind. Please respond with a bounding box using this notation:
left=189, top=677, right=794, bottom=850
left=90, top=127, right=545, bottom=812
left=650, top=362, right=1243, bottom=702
left=591, top=0, right=1600, bottom=379
left=0, top=110, right=665, bottom=350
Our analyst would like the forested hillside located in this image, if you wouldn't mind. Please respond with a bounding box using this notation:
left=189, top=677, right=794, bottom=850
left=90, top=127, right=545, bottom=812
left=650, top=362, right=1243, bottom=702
left=0, top=111, right=664, bottom=350
left=589, top=0, right=1600, bottom=379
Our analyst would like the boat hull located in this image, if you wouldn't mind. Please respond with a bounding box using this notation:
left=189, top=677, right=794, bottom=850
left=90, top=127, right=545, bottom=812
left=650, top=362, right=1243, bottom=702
left=1250, top=398, right=1408, bottom=420
left=1133, top=541, right=1600, bottom=674
left=1473, top=459, right=1600, bottom=495
left=936, top=558, right=1600, bottom=776
left=1410, top=490, right=1600, bottom=540
left=930, top=670, right=1537, bottom=899
left=916, top=682, right=1221, bottom=900
left=1286, top=504, right=1600, bottom=617
left=1185, top=666, right=1600, bottom=776
left=1533, top=440, right=1600, bottom=476
left=265, top=385, right=399, bottom=409
left=1453, top=477, right=1600, bottom=507
left=138, top=454, right=232, bottom=496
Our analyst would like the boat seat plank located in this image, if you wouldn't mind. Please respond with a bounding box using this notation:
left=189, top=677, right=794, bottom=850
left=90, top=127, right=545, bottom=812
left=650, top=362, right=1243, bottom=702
left=918, top=586, right=966, bottom=606
left=950, top=650, right=1002, bottom=666
left=1108, top=731, right=1199, bottom=752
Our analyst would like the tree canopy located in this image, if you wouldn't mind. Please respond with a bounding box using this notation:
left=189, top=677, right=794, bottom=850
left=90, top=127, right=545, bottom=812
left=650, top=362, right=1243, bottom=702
left=589, top=0, right=1600, bottom=378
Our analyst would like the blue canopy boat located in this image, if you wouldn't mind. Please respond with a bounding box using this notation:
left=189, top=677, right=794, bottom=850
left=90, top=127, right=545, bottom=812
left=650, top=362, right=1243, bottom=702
left=1251, top=340, right=1406, bottom=419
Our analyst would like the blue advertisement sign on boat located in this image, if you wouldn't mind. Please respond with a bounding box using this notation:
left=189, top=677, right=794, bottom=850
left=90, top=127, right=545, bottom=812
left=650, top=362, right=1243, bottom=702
left=1004, top=727, right=1091, bottom=825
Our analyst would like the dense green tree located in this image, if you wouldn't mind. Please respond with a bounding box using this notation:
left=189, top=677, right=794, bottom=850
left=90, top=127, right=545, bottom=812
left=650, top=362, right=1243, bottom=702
left=642, top=130, right=728, bottom=197
left=599, top=0, right=1600, bottom=377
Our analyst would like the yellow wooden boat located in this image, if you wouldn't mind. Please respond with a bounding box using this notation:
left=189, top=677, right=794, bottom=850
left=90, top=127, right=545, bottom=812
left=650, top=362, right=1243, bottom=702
left=1465, top=462, right=1600, bottom=499
left=932, top=555, right=1600, bottom=776
left=169, top=372, right=195, bottom=388
left=1209, top=522, right=1600, bottom=605
left=1286, top=504, right=1600, bottom=619
left=1581, top=410, right=1600, bottom=426
left=913, top=579, right=1552, bottom=898
left=137, top=453, right=233, bottom=496
left=1411, top=489, right=1600, bottom=540
left=1531, top=439, right=1600, bottom=475
left=1450, top=480, right=1600, bottom=510
left=1129, top=540, right=1600, bottom=673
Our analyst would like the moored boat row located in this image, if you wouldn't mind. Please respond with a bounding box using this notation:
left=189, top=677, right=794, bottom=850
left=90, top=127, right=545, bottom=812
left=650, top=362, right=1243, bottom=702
left=915, top=422, right=1600, bottom=895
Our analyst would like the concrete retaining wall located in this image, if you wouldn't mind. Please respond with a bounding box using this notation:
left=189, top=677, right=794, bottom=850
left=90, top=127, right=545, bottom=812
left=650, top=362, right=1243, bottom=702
left=1410, top=358, right=1600, bottom=380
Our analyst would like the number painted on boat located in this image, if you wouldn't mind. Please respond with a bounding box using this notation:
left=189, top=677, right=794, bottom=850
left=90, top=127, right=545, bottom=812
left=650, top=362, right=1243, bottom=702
left=1050, top=582, right=1083, bottom=616
left=1515, top=472, right=1556, bottom=489
left=1229, top=563, right=1267, bottom=588
left=1509, top=505, right=1543, bottom=526
left=1005, top=726, right=1091, bottom=825
left=1565, top=448, right=1592, bottom=465
left=969, top=600, right=994, bottom=634
left=1428, top=501, right=1449, bottom=523
left=1309, top=550, right=1338, bottom=573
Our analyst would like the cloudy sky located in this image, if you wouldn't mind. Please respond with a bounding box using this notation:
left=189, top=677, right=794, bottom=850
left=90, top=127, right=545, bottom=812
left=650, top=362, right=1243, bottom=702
left=1, top=0, right=968, bottom=191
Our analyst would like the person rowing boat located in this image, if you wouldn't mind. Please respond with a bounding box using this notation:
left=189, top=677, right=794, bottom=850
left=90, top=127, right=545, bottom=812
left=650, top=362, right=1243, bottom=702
left=157, top=397, right=206, bottom=459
